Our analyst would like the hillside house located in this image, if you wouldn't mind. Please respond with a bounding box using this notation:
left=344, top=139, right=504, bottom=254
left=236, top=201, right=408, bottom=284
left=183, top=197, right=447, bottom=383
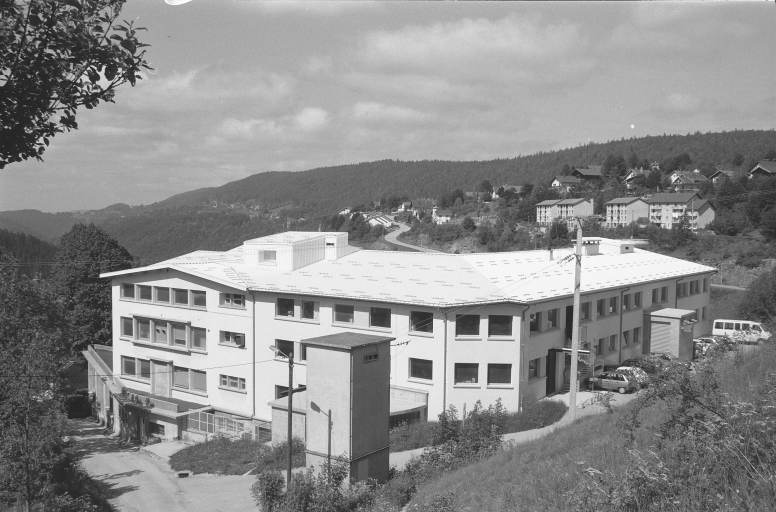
left=535, top=198, right=594, bottom=226
left=551, top=176, right=582, bottom=194
left=748, top=160, right=776, bottom=179
left=709, top=169, right=736, bottom=185
left=647, top=192, right=715, bottom=231
left=494, top=185, right=524, bottom=199
left=432, top=206, right=453, bottom=224
left=604, top=197, right=650, bottom=228
left=623, top=168, right=648, bottom=191
left=366, top=214, right=393, bottom=229
left=90, top=231, right=714, bottom=442
left=670, top=169, right=709, bottom=193
left=571, top=165, right=604, bottom=183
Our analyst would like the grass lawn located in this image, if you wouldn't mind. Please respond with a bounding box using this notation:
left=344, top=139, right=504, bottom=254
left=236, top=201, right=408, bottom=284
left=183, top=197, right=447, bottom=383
left=169, top=437, right=305, bottom=475
left=389, top=399, right=567, bottom=452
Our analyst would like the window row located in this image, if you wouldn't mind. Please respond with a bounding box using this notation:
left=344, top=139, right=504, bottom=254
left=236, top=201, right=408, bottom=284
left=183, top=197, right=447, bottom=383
left=651, top=286, right=669, bottom=304
left=121, top=317, right=207, bottom=351
left=219, top=374, right=246, bottom=392
left=594, top=327, right=642, bottom=355
left=456, top=314, right=513, bottom=337
left=408, top=358, right=513, bottom=385
left=174, top=366, right=207, bottom=392
left=676, top=278, right=708, bottom=299
left=121, top=283, right=207, bottom=308
left=529, top=309, right=558, bottom=333
left=121, top=356, right=150, bottom=381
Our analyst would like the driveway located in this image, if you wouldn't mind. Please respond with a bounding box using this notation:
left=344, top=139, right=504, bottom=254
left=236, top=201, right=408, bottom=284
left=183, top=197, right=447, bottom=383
left=69, top=419, right=255, bottom=512
left=384, top=222, right=443, bottom=253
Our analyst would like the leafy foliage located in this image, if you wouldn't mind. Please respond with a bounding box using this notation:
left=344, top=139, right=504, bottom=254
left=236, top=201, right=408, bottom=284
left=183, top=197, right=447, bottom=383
left=0, top=227, right=57, bottom=276
left=170, top=437, right=305, bottom=475
left=738, top=267, right=776, bottom=325
left=0, top=0, right=151, bottom=167
left=53, top=223, right=133, bottom=352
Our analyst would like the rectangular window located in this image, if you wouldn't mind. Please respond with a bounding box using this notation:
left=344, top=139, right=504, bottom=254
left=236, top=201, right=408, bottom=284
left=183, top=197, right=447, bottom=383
left=364, top=350, right=379, bottom=363
left=173, top=366, right=189, bottom=389
left=547, top=309, right=559, bottom=329
left=488, top=315, right=512, bottom=337
left=275, top=339, right=295, bottom=359
left=220, top=374, right=246, bottom=392
left=191, top=327, right=206, bottom=351
left=171, top=323, right=187, bottom=347
left=121, top=317, right=133, bottom=337
left=454, top=363, right=479, bottom=384
left=633, top=327, right=641, bottom=344
left=703, top=278, right=708, bottom=293
left=153, top=321, right=168, bottom=344
left=220, top=331, right=245, bottom=348
left=623, top=294, right=631, bottom=311
left=155, top=286, right=170, bottom=303
left=369, top=307, right=392, bottom=328
left=190, top=370, right=207, bottom=392
left=661, top=286, right=668, bottom=302
left=138, top=285, right=152, bottom=301
left=301, top=300, right=317, bottom=320
left=634, top=292, right=642, bottom=308
left=701, top=306, right=706, bottom=320
left=173, top=288, right=189, bottom=305
left=652, top=288, right=659, bottom=304
left=121, top=283, right=135, bottom=299
left=136, top=318, right=150, bottom=341
left=609, top=297, right=618, bottom=314
left=221, top=293, right=245, bottom=308
left=623, top=330, right=631, bottom=346
left=334, top=304, right=354, bottom=323
left=609, top=334, right=616, bottom=352
left=276, top=298, right=295, bottom=317
left=410, top=311, right=433, bottom=333
left=259, top=250, right=277, bottom=263
left=191, top=290, right=206, bottom=308
left=530, top=312, right=541, bottom=333
left=487, top=364, right=511, bottom=385
left=121, top=356, right=136, bottom=376
left=409, top=358, right=433, bottom=380
left=139, top=359, right=150, bottom=380
left=597, top=338, right=604, bottom=355
left=596, top=299, right=605, bottom=317
left=456, top=315, right=480, bottom=336
left=528, top=358, right=541, bottom=379
left=581, top=302, right=591, bottom=321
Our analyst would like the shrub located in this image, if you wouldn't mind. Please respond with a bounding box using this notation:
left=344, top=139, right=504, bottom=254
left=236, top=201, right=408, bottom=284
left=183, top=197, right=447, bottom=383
left=170, top=436, right=305, bottom=475
left=257, top=438, right=306, bottom=472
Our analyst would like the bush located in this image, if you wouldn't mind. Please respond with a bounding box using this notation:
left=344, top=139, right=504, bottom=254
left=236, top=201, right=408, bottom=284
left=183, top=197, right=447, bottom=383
left=257, top=438, right=306, bottom=471
left=170, top=437, right=305, bottom=475
left=64, top=391, right=91, bottom=419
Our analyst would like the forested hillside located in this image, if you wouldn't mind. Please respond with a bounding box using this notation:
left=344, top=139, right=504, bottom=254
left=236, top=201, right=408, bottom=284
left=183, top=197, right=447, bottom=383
left=0, top=228, right=58, bottom=276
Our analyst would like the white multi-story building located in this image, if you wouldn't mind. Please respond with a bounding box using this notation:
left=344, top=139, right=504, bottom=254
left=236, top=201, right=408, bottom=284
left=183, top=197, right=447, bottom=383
left=88, top=231, right=714, bottom=441
left=536, top=198, right=594, bottom=226
left=647, top=192, right=715, bottom=231
left=604, top=197, right=649, bottom=228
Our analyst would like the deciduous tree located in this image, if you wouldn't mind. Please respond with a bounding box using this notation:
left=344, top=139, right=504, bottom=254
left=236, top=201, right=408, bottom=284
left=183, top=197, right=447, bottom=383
left=0, top=0, right=151, bottom=168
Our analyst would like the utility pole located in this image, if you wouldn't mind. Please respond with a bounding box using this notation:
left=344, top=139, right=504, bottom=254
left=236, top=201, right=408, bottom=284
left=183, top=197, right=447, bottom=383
left=286, top=352, right=294, bottom=486
left=569, top=220, right=583, bottom=421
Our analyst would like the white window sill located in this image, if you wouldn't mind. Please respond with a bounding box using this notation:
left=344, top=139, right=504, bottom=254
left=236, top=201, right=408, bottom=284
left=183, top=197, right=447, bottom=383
left=275, top=316, right=320, bottom=325
left=368, top=325, right=392, bottom=332
left=407, top=377, right=434, bottom=386
left=454, top=335, right=481, bottom=341
left=218, top=342, right=245, bottom=349
left=453, top=383, right=480, bottom=388
left=218, top=386, right=247, bottom=394
left=487, top=384, right=514, bottom=389
left=120, top=297, right=207, bottom=312
left=408, top=331, right=434, bottom=338
left=174, top=386, right=208, bottom=398
left=487, top=336, right=515, bottom=342
left=130, top=339, right=191, bottom=354
left=121, top=375, right=150, bottom=384
left=219, top=305, right=247, bottom=311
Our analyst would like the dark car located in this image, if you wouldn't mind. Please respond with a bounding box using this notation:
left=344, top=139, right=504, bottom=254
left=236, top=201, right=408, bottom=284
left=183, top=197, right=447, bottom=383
left=589, top=372, right=639, bottom=394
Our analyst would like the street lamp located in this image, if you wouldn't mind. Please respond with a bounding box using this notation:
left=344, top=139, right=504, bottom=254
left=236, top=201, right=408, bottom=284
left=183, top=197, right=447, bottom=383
left=269, top=345, right=294, bottom=487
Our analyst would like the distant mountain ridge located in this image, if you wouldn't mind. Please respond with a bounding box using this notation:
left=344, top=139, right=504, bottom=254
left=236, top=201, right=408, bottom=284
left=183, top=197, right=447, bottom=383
left=1, top=129, right=774, bottom=262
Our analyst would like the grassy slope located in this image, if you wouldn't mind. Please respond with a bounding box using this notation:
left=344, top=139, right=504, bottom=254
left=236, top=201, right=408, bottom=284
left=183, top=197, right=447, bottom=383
left=410, top=344, right=776, bottom=511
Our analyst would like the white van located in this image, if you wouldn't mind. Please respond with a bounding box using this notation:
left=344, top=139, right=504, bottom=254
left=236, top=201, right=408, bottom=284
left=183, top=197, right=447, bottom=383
left=712, top=319, right=772, bottom=344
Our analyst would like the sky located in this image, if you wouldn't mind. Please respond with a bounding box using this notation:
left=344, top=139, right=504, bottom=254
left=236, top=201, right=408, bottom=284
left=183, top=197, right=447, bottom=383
left=1, top=0, right=775, bottom=212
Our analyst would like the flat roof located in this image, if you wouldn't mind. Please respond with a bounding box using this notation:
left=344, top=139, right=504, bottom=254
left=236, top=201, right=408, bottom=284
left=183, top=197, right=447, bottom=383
left=651, top=308, right=697, bottom=319
left=101, top=234, right=716, bottom=307
left=302, top=332, right=394, bottom=350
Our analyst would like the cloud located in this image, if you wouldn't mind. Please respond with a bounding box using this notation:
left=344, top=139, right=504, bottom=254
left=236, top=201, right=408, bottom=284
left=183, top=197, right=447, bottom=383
left=294, top=107, right=329, bottom=131
left=664, top=93, right=703, bottom=114
left=352, top=102, right=428, bottom=123
left=234, top=0, right=379, bottom=15
left=360, top=15, right=586, bottom=77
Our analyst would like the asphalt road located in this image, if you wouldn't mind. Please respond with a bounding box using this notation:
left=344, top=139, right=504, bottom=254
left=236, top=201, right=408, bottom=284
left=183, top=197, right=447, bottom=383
left=70, top=419, right=255, bottom=512
left=384, top=222, right=443, bottom=253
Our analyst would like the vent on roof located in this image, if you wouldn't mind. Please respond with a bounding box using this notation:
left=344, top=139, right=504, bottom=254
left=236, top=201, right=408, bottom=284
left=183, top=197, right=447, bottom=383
left=620, top=244, right=634, bottom=254
left=583, top=239, right=600, bottom=256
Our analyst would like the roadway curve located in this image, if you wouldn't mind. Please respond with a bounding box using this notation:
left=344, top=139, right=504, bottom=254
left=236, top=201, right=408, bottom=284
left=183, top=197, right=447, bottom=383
left=384, top=222, right=443, bottom=253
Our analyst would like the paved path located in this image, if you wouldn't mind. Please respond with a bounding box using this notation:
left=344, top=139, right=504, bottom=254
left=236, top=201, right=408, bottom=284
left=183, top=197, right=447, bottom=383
left=70, top=419, right=255, bottom=512
left=384, top=222, right=443, bottom=253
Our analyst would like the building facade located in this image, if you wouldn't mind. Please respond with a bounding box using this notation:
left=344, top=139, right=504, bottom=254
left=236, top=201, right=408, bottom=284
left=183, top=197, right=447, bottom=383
left=536, top=198, right=594, bottom=226
left=92, top=232, right=714, bottom=441
left=647, top=192, right=715, bottom=230
left=604, top=197, right=649, bottom=228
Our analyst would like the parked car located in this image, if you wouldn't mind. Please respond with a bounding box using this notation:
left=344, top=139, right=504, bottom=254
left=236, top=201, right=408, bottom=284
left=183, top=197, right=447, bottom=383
left=589, top=372, right=639, bottom=394
left=615, top=366, right=649, bottom=388
left=712, top=319, right=771, bottom=344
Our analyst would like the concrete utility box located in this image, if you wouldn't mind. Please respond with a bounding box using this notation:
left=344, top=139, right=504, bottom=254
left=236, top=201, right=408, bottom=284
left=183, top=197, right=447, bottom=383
left=647, top=308, right=697, bottom=360
left=302, top=332, right=393, bottom=483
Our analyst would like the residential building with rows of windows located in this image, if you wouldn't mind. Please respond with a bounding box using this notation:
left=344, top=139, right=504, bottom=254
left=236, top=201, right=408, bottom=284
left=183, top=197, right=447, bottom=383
left=604, top=197, right=649, bottom=228
left=87, top=231, right=714, bottom=441
left=647, top=192, right=715, bottom=230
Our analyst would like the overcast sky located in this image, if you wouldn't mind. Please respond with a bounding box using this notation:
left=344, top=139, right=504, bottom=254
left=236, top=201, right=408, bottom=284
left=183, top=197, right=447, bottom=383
left=1, top=1, right=775, bottom=212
